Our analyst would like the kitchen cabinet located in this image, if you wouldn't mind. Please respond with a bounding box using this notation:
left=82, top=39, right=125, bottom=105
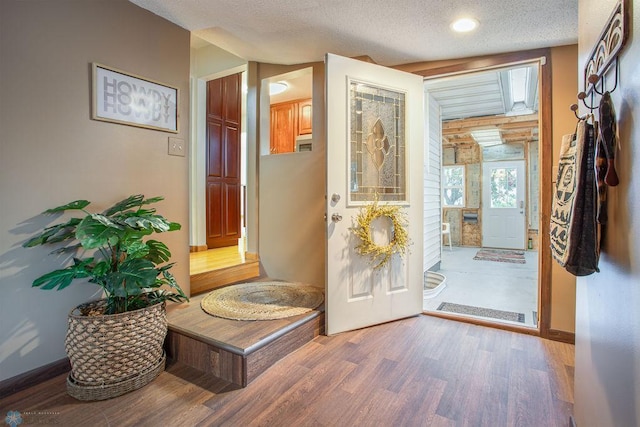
left=270, top=98, right=312, bottom=154
left=298, top=99, right=313, bottom=135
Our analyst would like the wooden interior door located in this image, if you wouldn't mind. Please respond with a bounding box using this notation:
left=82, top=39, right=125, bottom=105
left=325, top=53, right=424, bottom=335
left=206, top=73, right=241, bottom=249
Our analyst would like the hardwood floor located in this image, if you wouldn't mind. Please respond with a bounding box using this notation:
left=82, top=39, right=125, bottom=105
left=190, top=246, right=245, bottom=275
left=0, top=315, right=574, bottom=426
left=190, top=246, right=260, bottom=295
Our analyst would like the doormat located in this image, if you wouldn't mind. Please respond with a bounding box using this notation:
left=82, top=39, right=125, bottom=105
left=473, top=248, right=526, bottom=264
left=201, top=281, right=324, bottom=321
left=437, top=302, right=525, bottom=323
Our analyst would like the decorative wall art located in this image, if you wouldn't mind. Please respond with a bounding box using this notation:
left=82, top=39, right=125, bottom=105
left=92, top=63, right=178, bottom=133
left=348, top=79, right=407, bottom=204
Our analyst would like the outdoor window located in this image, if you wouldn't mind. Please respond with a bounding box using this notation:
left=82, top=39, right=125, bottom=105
left=442, top=166, right=465, bottom=207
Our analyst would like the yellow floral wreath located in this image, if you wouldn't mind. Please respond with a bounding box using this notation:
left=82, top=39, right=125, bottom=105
left=351, top=199, right=410, bottom=269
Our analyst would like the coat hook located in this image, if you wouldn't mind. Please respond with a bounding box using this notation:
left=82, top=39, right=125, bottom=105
left=577, top=91, right=598, bottom=111
left=570, top=103, right=581, bottom=119
left=608, top=57, right=619, bottom=93
left=588, top=74, right=603, bottom=96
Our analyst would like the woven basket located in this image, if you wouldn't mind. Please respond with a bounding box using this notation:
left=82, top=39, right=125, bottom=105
left=64, top=300, right=167, bottom=400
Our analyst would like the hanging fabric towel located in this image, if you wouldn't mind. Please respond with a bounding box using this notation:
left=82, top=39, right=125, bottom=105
left=550, top=120, right=600, bottom=276
left=595, top=124, right=609, bottom=225
left=598, top=91, right=620, bottom=186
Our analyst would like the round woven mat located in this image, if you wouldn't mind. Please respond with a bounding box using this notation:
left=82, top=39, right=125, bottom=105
left=200, top=281, right=324, bottom=321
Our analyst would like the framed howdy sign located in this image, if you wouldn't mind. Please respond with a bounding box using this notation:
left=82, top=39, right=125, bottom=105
left=92, top=63, right=178, bottom=133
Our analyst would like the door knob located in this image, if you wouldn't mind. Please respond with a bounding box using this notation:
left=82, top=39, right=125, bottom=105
left=331, top=213, right=343, bottom=222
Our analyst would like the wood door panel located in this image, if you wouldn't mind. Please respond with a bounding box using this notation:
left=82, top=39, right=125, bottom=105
left=206, top=182, right=223, bottom=239
left=224, top=183, right=241, bottom=238
left=207, top=78, right=224, bottom=120
left=224, top=74, right=241, bottom=124
left=224, top=125, right=240, bottom=179
left=207, top=122, right=223, bottom=178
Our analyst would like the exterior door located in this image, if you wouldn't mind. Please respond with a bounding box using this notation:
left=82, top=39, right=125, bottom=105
left=206, top=73, right=241, bottom=249
left=325, top=53, right=424, bottom=335
left=482, top=160, right=526, bottom=249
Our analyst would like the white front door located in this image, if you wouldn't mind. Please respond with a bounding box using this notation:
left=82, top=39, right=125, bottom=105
left=482, top=160, right=526, bottom=249
left=325, top=53, right=424, bottom=335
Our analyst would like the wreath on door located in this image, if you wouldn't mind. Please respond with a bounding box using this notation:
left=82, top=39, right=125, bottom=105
left=351, top=199, right=410, bottom=269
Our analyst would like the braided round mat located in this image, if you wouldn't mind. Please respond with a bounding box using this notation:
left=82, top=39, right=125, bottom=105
left=200, top=281, right=324, bottom=321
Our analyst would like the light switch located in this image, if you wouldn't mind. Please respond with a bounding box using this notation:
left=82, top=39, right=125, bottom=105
left=168, top=137, right=185, bottom=157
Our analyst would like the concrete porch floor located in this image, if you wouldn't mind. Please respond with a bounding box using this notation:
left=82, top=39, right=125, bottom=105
left=424, top=247, right=538, bottom=328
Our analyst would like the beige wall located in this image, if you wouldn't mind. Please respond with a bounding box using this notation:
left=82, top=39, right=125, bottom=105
left=255, top=62, right=326, bottom=288
left=549, top=45, right=578, bottom=333
left=574, top=0, right=640, bottom=425
left=0, top=1, right=190, bottom=381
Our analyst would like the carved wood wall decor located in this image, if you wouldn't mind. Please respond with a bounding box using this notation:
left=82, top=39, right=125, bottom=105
left=582, top=0, right=627, bottom=97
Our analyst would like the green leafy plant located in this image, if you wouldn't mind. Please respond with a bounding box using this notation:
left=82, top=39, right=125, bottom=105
left=23, top=195, right=188, bottom=315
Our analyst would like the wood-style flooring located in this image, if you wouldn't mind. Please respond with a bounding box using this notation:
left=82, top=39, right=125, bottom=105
left=190, top=246, right=245, bottom=275
left=0, top=315, right=574, bottom=426
left=190, top=246, right=260, bottom=295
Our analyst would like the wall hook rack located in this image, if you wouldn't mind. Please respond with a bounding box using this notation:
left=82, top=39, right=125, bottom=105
left=571, top=0, right=628, bottom=116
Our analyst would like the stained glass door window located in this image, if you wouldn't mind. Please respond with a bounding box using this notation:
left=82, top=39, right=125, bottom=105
left=348, top=80, right=407, bottom=204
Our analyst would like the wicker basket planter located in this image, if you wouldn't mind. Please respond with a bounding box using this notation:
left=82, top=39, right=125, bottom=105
left=64, top=300, right=168, bottom=401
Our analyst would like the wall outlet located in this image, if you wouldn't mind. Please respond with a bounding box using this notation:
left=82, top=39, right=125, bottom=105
left=168, top=137, right=185, bottom=157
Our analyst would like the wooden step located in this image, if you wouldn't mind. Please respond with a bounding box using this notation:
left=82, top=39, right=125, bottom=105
left=190, top=260, right=261, bottom=295
left=165, top=292, right=324, bottom=387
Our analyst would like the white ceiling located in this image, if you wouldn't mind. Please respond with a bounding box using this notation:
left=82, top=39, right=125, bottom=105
left=425, top=63, right=539, bottom=121
left=129, top=0, right=578, bottom=66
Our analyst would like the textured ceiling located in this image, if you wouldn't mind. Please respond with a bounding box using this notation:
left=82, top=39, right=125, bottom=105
left=129, top=0, right=578, bottom=66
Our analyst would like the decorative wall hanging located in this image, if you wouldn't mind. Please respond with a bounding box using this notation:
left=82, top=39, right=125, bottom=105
left=571, top=0, right=627, bottom=116
left=582, top=0, right=627, bottom=97
left=348, top=79, right=407, bottom=205
left=351, top=197, right=410, bottom=269
left=563, top=0, right=627, bottom=268
left=92, top=63, right=179, bottom=133
left=550, top=121, right=600, bottom=276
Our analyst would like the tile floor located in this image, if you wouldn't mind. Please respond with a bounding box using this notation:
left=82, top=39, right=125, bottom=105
left=423, top=247, right=539, bottom=328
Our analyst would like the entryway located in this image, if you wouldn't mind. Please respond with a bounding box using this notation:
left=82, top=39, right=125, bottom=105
left=421, top=56, right=545, bottom=331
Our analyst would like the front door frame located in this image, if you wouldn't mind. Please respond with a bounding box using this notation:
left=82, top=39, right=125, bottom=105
left=407, top=48, right=554, bottom=340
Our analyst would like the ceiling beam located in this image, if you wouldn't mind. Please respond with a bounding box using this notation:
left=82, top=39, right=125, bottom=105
left=442, top=113, right=539, bottom=134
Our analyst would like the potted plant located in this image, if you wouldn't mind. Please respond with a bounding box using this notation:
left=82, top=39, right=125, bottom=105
left=23, top=194, right=188, bottom=400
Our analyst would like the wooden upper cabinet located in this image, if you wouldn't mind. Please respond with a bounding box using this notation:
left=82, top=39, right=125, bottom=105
left=270, top=102, right=296, bottom=154
left=298, top=99, right=312, bottom=135
left=270, top=98, right=312, bottom=154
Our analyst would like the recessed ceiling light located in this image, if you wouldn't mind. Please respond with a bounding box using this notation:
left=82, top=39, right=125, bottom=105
left=269, top=82, right=288, bottom=96
left=451, top=18, right=479, bottom=33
